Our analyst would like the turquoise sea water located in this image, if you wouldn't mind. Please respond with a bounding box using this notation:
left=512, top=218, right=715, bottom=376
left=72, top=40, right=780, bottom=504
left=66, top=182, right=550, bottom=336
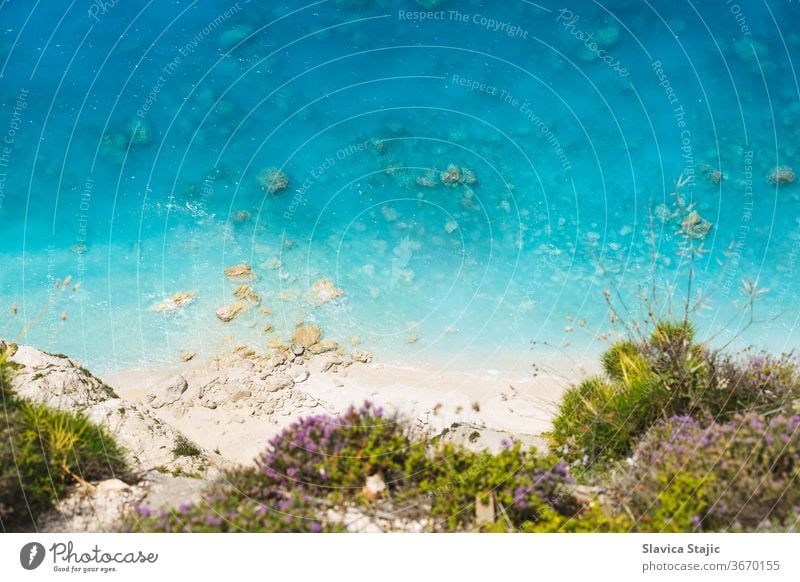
left=0, top=0, right=798, bottom=373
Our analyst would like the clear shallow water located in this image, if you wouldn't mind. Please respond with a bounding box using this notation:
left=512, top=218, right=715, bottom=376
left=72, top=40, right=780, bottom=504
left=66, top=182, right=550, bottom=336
left=0, top=0, right=798, bottom=373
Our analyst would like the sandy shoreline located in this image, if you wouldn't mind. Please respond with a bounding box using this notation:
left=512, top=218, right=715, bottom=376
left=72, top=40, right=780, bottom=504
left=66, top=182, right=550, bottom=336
left=101, top=354, right=590, bottom=465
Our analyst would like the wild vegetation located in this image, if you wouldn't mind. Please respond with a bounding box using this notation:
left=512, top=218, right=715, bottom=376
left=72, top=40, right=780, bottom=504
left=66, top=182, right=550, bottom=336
left=0, top=347, right=128, bottom=531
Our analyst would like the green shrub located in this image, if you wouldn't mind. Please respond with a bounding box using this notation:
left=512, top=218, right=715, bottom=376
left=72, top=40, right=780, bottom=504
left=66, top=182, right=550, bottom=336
left=610, top=413, right=800, bottom=532
left=550, top=369, right=670, bottom=465
left=0, top=353, right=128, bottom=531
left=172, top=435, right=202, bottom=458
left=551, top=323, right=800, bottom=466
left=600, top=340, right=640, bottom=381
left=417, top=443, right=580, bottom=531
left=521, top=502, right=631, bottom=532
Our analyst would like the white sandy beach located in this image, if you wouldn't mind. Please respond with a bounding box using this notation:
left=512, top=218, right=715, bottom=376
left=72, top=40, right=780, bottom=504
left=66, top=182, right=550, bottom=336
left=103, top=353, right=588, bottom=465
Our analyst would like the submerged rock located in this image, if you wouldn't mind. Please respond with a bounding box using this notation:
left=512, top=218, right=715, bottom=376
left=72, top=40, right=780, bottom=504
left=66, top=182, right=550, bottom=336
left=440, top=164, right=462, bottom=187
left=233, top=284, right=260, bottom=303
left=380, top=205, right=398, bottom=221
left=440, top=165, right=477, bottom=187
left=768, top=165, right=796, bottom=185
left=681, top=210, right=712, bottom=239
left=151, top=291, right=195, bottom=313
left=224, top=263, right=255, bottom=280
left=308, top=278, right=345, bottom=304
left=654, top=203, right=672, bottom=223
left=216, top=300, right=249, bottom=322
left=416, top=174, right=437, bottom=188
left=257, top=167, right=289, bottom=193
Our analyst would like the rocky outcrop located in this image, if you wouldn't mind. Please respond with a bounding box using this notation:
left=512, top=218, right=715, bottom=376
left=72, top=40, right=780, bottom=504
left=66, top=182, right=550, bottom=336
left=9, top=345, right=117, bottom=410
left=6, top=343, right=213, bottom=477
left=257, top=168, right=289, bottom=193
left=147, top=375, right=188, bottom=408
left=4, top=341, right=223, bottom=532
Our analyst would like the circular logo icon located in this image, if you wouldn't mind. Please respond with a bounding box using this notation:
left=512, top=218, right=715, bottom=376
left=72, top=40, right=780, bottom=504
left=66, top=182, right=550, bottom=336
left=19, top=542, right=46, bottom=570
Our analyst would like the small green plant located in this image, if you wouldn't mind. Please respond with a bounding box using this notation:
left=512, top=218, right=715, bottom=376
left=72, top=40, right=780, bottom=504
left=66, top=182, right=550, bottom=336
left=172, top=435, right=202, bottom=458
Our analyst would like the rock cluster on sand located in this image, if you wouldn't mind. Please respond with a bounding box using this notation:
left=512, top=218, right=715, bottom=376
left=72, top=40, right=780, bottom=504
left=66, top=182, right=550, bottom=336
left=142, top=335, right=370, bottom=427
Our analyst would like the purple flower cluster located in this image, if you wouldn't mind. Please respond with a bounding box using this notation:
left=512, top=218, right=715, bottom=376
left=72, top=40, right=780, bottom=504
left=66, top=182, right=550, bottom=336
left=622, top=412, right=800, bottom=531
left=255, top=401, right=404, bottom=496
left=126, top=402, right=586, bottom=532
left=744, top=354, right=797, bottom=394
left=506, top=458, right=577, bottom=520
left=126, top=403, right=399, bottom=533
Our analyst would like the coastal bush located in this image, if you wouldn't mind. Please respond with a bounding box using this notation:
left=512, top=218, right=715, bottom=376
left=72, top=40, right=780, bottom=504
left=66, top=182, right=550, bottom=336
left=707, top=352, right=800, bottom=416
left=520, top=502, right=632, bottom=533
left=611, top=413, right=800, bottom=532
left=550, top=322, right=800, bottom=465
left=0, top=352, right=128, bottom=530
left=172, top=435, right=202, bottom=458
left=550, top=359, right=670, bottom=465
left=128, top=400, right=798, bottom=533
left=127, top=403, right=424, bottom=532
left=418, top=442, right=580, bottom=531
left=126, top=403, right=605, bottom=532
